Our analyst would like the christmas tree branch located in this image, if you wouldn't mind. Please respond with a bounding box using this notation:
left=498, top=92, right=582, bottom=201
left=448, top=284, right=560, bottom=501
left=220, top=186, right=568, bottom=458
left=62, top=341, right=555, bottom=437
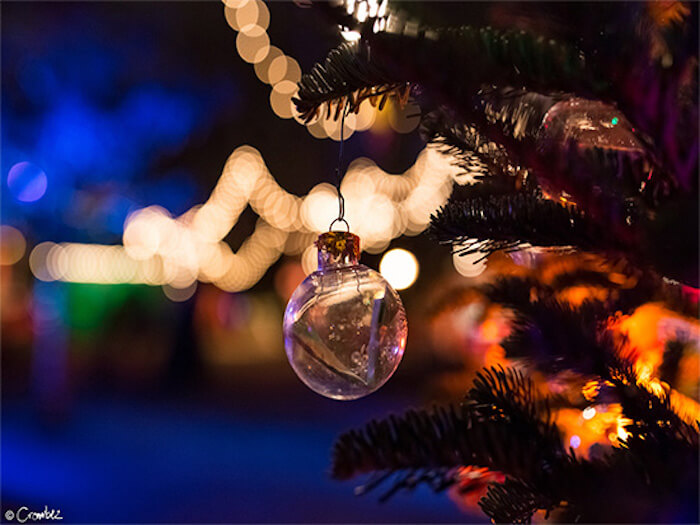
left=332, top=367, right=566, bottom=519
left=295, top=42, right=409, bottom=122
left=428, top=184, right=608, bottom=257
left=331, top=361, right=698, bottom=522
left=499, top=294, right=698, bottom=442
left=295, top=23, right=594, bottom=121
left=420, top=109, right=516, bottom=180
left=481, top=264, right=696, bottom=318
left=502, top=300, right=617, bottom=376
left=478, top=477, right=553, bottom=524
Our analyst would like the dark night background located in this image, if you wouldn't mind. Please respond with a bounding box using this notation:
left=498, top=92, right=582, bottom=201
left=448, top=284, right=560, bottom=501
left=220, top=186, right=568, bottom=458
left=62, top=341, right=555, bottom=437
left=1, top=1, right=477, bottom=523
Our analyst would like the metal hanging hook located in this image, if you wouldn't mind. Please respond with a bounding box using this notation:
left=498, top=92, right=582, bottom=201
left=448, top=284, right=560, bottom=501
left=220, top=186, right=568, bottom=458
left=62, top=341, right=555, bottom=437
left=329, top=102, right=350, bottom=232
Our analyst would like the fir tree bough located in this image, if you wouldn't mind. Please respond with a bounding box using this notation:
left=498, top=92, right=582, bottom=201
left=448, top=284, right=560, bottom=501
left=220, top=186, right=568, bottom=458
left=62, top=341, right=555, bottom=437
left=294, top=1, right=699, bottom=522
left=331, top=365, right=699, bottom=523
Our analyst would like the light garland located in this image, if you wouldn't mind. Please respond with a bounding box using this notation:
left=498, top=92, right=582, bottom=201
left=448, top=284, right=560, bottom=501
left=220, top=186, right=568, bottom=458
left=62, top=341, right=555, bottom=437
left=30, top=145, right=460, bottom=294
left=27, top=0, right=472, bottom=298
left=222, top=0, right=419, bottom=138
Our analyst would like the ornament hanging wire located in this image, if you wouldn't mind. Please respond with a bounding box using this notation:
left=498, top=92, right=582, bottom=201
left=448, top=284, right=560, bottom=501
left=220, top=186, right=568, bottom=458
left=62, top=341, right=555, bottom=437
left=329, top=102, right=350, bottom=232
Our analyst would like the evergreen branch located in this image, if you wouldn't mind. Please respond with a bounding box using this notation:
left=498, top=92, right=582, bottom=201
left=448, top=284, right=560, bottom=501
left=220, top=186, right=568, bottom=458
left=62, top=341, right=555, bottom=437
left=487, top=334, right=698, bottom=523
left=481, top=87, right=559, bottom=142
left=331, top=405, right=465, bottom=480
left=548, top=268, right=622, bottom=291
left=302, top=6, right=700, bottom=521
left=480, top=276, right=540, bottom=310
left=447, top=176, right=533, bottom=201
left=331, top=363, right=699, bottom=522
left=479, top=477, right=552, bottom=524
left=429, top=186, right=607, bottom=256
left=468, top=366, right=550, bottom=427
left=295, top=32, right=688, bottom=262
left=658, top=340, right=685, bottom=385
left=352, top=468, right=458, bottom=504
left=481, top=261, right=696, bottom=317
left=562, top=443, right=698, bottom=523
left=502, top=299, right=617, bottom=377
left=609, top=360, right=699, bottom=446
left=295, top=42, right=408, bottom=121
left=421, top=109, right=516, bottom=180
left=332, top=367, right=566, bottom=513
left=500, top=296, right=698, bottom=444
left=313, top=1, right=698, bottom=189
left=429, top=178, right=699, bottom=285
left=295, top=24, right=595, bottom=120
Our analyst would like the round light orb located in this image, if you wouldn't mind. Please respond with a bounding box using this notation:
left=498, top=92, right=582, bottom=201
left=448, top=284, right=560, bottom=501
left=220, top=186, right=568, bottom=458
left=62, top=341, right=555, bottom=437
left=7, top=161, right=47, bottom=203
left=0, top=225, right=27, bottom=265
left=379, top=248, right=418, bottom=290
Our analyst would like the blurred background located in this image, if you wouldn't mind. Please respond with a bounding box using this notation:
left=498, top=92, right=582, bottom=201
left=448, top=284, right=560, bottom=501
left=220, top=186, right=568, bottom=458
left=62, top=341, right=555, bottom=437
left=3, top=1, right=698, bottom=523
left=1, top=1, right=485, bottom=522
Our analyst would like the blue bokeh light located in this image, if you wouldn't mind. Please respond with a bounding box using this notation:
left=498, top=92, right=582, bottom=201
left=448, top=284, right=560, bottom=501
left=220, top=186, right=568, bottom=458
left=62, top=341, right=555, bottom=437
left=7, top=161, right=48, bottom=202
left=1, top=5, right=238, bottom=240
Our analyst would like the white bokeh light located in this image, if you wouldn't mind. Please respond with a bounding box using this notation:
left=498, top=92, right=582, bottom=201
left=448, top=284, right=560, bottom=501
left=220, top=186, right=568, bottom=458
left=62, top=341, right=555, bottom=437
left=452, top=250, right=487, bottom=278
left=379, top=248, right=419, bottom=290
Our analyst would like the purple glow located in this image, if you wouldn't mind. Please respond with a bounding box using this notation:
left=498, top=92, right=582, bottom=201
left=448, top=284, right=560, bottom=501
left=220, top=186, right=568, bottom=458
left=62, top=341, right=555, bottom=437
left=7, top=162, right=48, bottom=203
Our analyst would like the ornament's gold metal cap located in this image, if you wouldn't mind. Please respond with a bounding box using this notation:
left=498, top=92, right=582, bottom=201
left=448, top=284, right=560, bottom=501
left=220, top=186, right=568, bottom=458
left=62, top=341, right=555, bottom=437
left=316, top=231, right=360, bottom=268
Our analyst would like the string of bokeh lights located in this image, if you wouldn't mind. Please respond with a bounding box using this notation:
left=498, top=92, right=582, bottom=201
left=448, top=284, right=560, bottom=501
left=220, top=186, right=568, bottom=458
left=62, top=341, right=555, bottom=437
left=28, top=145, right=461, bottom=299
left=19, top=0, right=483, bottom=301
left=222, top=0, right=421, bottom=138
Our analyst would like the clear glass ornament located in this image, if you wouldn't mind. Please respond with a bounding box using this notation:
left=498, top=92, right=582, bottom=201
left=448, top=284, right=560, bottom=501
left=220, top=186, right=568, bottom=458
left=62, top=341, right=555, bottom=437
left=283, top=231, right=407, bottom=400
left=540, top=98, right=643, bottom=152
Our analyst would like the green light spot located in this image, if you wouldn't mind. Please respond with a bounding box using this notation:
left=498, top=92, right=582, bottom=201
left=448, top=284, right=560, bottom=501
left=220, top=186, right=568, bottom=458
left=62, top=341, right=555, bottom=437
left=611, top=117, right=619, bottom=125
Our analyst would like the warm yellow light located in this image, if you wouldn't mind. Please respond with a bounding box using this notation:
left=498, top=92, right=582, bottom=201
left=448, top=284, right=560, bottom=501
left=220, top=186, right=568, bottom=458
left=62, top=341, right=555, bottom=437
left=616, top=417, right=632, bottom=442
left=305, top=119, right=329, bottom=139
left=341, top=30, right=362, bottom=42
left=26, top=143, right=466, bottom=292
left=356, top=1, right=368, bottom=22
left=29, top=241, right=56, bottom=281
left=236, top=31, right=270, bottom=64
left=341, top=168, right=377, bottom=199
left=0, top=225, right=26, bottom=265
left=269, top=80, right=297, bottom=119
left=163, top=282, right=197, bottom=302
left=582, top=406, right=596, bottom=420
left=24, top=3, right=478, bottom=294
left=301, top=184, right=339, bottom=232
left=354, top=100, right=377, bottom=131
left=368, top=0, right=379, bottom=18
left=301, top=244, right=318, bottom=275
left=267, top=55, right=301, bottom=85
left=379, top=248, right=418, bottom=290
left=222, top=0, right=249, bottom=9
left=236, top=0, right=269, bottom=34
left=453, top=250, right=486, bottom=278
left=224, top=5, right=242, bottom=30
left=254, top=46, right=283, bottom=84
left=323, top=113, right=356, bottom=141
left=388, top=100, right=421, bottom=134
